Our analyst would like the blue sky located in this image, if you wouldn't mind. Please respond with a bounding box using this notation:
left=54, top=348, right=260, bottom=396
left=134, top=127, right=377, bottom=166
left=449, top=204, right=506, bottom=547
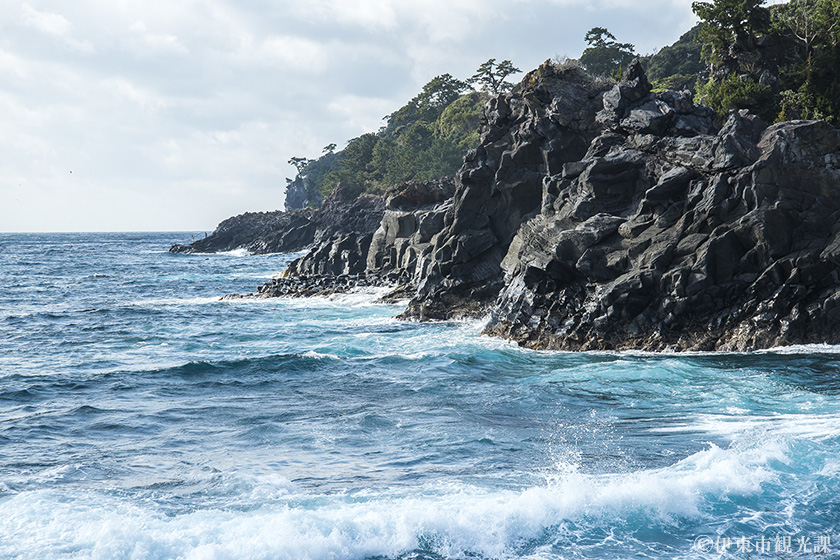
left=1, top=0, right=704, bottom=232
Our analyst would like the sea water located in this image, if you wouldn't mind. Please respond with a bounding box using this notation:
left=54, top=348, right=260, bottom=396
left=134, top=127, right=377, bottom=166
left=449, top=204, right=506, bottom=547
left=1, top=232, right=838, bottom=560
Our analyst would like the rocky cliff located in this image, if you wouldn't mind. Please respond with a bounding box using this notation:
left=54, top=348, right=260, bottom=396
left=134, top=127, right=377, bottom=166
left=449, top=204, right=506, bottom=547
left=402, top=60, right=840, bottom=350
left=209, top=59, right=840, bottom=351
left=169, top=183, right=384, bottom=255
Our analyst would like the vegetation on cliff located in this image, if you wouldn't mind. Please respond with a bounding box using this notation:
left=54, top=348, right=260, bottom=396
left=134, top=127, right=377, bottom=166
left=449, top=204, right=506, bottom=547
left=693, top=0, right=840, bottom=123
left=283, top=0, right=840, bottom=213
left=284, top=71, right=499, bottom=209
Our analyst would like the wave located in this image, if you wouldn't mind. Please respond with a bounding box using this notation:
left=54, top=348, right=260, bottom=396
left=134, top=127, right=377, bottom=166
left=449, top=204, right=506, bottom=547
left=0, top=438, right=804, bottom=560
left=666, top=412, right=840, bottom=442
left=148, top=351, right=344, bottom=381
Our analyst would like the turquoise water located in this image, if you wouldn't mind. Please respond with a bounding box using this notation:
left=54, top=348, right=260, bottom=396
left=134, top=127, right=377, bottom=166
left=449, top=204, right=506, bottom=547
left=1, top=232, right=839, bottom=559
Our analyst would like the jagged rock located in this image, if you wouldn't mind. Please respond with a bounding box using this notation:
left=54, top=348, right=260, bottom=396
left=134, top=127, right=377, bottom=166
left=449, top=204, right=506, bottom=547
left=385, top=178, right=456, bottom=210
left=402, top=61, right=611, bottom=320
left=217, top=59, right=840, bottom=352
left=485, top=115, right=840, bottom=351
left=169, top=209, right=316, bottom=254
left=169, top=185, right=385, bottom=255
left=284, top=176, right=321, bottom=210
left=286, top=232, right=374, bottom=276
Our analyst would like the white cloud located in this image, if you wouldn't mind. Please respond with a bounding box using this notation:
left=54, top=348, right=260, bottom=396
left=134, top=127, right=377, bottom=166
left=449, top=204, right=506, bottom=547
left=20, top=3, right=71, bottom=36
left=257, top=35, right=329, bottom=72
left=20, top=4, right=95, bottom=53
left=0, top=0, right=701, bottom=232
left=291, top=0, right=399, bottom=31
left=101, top=77, right=168, bottom=113
left=129, top=21, right=189, bottom=56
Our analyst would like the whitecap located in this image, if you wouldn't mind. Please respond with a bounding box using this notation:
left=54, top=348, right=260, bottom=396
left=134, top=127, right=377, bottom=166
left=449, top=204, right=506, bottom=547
left=0, top=441, right=791, bottom=560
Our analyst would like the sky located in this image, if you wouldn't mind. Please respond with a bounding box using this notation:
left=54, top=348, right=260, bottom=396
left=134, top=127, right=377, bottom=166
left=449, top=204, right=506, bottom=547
left=0, top=0, right=704, bottom=232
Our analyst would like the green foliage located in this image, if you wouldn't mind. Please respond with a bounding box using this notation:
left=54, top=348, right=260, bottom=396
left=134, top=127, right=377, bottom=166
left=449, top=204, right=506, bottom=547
left=647, top=27, right=706, bottom=92
left=287, top=75, right=489, bottom=203
left=777, top=88, right=829, bottom=121
left=320, top=133, right=378, bottom=197
left=467, top=59, right=522, bottom=94
left=385, top=73, right=470, bottom=133
left=692, top=0, right=770, bottom=67
left=771, top=0, right=840, bottom=55
left=579, top=27, right=637, bottom=77
left=689, top=0, right=840, bottom=124
left=435, top=91, right=486, bottom=149
left=700, top=74, right=774, bottom=120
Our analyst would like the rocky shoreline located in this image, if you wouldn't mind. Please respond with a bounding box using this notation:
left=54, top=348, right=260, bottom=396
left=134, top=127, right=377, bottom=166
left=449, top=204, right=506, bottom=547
left=175, top=60, right=840, bottom=352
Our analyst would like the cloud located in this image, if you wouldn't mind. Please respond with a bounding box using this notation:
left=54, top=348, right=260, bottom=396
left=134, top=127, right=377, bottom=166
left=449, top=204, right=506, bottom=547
left=129, top=21, right=189, bottom=56
left=20, top=4, right=95, bottom=53
left=20, top=3, right=71, bottom=36
left=255, top=35, right=329, bottom=72
left=290, top=0, right=399, bottom=31
left=0, top=0, right=700, bottom=232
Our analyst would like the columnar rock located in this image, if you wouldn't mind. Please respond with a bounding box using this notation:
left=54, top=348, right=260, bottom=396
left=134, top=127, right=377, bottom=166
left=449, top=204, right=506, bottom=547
left=485, top=109, right=840, bottom=351
left=366, top=179, right=456, bottom=281
left=200, top=57, right=840, bottom=352
left=287, top=179, right=455, bottom=278
left=402, top=62, right=612, bottom=319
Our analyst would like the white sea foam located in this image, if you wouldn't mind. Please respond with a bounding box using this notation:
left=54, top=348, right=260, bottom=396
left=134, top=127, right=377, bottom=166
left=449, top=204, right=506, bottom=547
left=214, top=248, right=252, bottom=257
left=755, top=343, right=840, bottom=355
left=669, top=412, right=840, bottom=441
left=0, top=441, right=785, bottom=560
left=126, top=296, right=225, bottom=307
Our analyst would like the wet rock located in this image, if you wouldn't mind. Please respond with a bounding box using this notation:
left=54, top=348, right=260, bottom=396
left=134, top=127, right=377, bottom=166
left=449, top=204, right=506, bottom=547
left=169, top=184, right=385, bottom=255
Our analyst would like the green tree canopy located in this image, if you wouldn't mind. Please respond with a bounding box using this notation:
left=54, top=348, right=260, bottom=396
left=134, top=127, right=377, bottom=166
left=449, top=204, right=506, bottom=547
left=285, top=74, right=488, bottom=207
left=386, top=73, right=470, bottom=132
left=646, top=26, right=706, bottom=92
left=692, top=0, right=770, bottom=67
left=467, top=59, right=522, bottom=94
left=579, top=27, right=637, bottom=77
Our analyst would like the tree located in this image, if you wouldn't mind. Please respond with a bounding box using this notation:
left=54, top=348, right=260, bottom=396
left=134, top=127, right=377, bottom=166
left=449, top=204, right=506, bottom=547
left=647, top=26, right=707, bottom=91
left=692, top=0, right=770, bottom=68
left=322, top=143, right=337, bottom=154
left=467, top=59, right=522, bottom=94
left=385, top=74, right=470, bottom=132
left=417, top=74, right=470, bottom=110
left=288, top=156, right=312, bottom=174
left=579, top=27, right=637, bottom=77
left=771, top=0, right=840, bottom=122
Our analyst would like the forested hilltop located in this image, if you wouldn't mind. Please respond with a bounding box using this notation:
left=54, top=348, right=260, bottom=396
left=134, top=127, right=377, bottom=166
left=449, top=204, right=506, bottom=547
left=283, top=0, right=840, bottom=211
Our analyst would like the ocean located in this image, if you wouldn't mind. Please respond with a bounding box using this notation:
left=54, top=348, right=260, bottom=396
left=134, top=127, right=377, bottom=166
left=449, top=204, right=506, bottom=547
left=1, top=232, right=839, bottom=559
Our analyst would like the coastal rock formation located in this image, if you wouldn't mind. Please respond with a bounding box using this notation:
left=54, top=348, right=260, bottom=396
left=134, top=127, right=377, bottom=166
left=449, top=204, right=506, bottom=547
left=486, top=115, right=840, bottom=351
left=209, top=59, right=840, bottom=352
left=281, top=178, right=456, bottom=278
left=169, top=183, right=384, bottom=255
left=169, top=209, right=316, bottom=254
left=402, top=61, right=613, bottom=319
left=400, top=60, right=840, bottom=350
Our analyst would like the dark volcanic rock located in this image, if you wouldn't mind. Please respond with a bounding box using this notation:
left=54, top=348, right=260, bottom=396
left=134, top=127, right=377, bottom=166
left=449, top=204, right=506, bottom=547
left=169, top=209, right=316, bottom=254
left=285, top=179, right=456, bottom=279
left=402, top=61, right=612, bottom=320
left=239, top=270, right=411, bottom=300
left=169, top=183, right=385, bottom=255
left=210, top=59, right=840, bottom=352
left=485, top=115, right=840, bottom=351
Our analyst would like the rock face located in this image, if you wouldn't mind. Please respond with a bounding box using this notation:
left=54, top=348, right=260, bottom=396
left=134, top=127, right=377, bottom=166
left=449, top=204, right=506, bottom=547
left=483, top=101, right=840, bottom=349
left=169, top=183, right=385, bottom=255
left=169, top=209, right=316, bottom=254
left=397, top=59, right=840, bottom=350
left=282, top=179, right=455, bottom=278
left=211, top=59, right=840, bottom=352
left=402, top=62, right=612, bottom=319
